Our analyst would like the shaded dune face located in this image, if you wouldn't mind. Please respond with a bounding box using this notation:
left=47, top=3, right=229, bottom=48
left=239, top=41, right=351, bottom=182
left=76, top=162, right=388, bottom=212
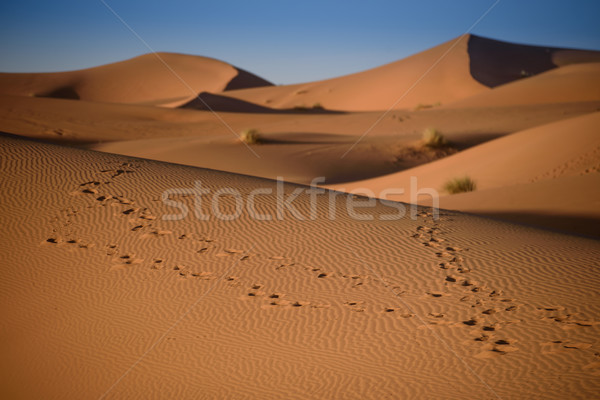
left=179, top=91, right=342, bottom=114
left=224, top=67, right=273, bottom=91
left=468, top=34, right=600, bottom=87
left=38, top=85, right=80, bottom=100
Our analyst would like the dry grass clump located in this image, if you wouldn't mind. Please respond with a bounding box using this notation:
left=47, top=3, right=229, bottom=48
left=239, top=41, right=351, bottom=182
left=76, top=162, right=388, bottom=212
left=444, top=176, right=477, bottom=194
left=422, top=128, right=448, bottom=148
left=239, top=129, right=261, bottom=145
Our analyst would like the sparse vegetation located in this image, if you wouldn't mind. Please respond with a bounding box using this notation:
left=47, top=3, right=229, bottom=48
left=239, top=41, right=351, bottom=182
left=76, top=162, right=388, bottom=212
left=414, top=103, right=433, bottom=111
left=422, top=128, right=448, bottom=148
left=414, top=102, right=441, bottom=111
left=443, top=176, right=477, bottom=194
left=239, top=129, right=261, bottom=145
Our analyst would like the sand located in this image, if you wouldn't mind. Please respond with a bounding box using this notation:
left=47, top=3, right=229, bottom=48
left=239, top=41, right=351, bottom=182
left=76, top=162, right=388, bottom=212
left=1, top=134, right=599, bottom=399
left=0, top=52, right=272, bottom=107
left=331, top=112, right=600, bottom=237
left=1, top=33, right=599, bottom=398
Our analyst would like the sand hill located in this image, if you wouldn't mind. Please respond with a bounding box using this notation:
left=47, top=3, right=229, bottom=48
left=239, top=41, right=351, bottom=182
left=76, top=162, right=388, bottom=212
left=0, top=52, right=272, bottom=107
left=223, top=34, right=600, bottom=111
left=330, top=112, right=600, bottom=236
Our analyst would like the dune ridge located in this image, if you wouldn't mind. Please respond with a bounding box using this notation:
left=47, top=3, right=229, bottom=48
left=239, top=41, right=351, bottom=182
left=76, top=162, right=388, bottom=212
left=0, top=52, right=272, bottom=107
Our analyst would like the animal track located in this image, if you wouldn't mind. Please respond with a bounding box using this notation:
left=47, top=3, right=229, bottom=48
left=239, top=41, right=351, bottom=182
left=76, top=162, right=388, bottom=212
left=413, top=211, right=523, bottom=358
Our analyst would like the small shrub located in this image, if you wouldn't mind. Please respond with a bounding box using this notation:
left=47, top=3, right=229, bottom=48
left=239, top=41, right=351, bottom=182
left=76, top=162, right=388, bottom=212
left=422, top=128, right=447, bottom=148
left=414, top=103, right=433, bottom=111
left=312, top=102, right=324, bottom=110
left=240, top=129, right=261, bottom=145
left=444, top=176, right=477, bottom=194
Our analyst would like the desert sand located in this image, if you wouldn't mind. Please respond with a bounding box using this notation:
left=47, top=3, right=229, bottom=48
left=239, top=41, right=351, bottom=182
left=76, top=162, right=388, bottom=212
left=1, top=34, right=599, bottom=399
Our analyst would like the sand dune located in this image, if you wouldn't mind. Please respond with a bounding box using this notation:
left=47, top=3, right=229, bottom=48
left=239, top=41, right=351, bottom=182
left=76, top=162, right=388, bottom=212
left=3, top=93, right=598, bottom=147
left=0, top=52, right=272, bottom=107
left=438, top=173, right=600, bottom=237
left=223, top=35, right=600, bottom=112
left=446, top=62, right=600, bottom=108
left=223, top=35, right=488, bottom=111
left=2, top=91, right=598, bottom=188
left=467, top=34, right=600, bottom=87
left=1, top=133, right=599, bottom=399
left=330, top=112, right=600, bottom=236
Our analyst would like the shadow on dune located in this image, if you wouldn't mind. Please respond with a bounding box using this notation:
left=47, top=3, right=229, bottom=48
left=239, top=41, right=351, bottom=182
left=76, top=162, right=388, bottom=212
left=37, top=86, right=80, bottom=100
left=254, top=132, right=354, bottom=145
left=180, top=92, right=344, bottom=114
left=223, top=68, right=273, bottom=91
left=475, top=211, right=600, bottom=239
left=467, top=34, right=600, bottom=88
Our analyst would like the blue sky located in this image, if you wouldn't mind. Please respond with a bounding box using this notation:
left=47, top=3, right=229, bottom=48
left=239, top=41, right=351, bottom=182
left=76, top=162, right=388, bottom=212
left=1, top=0, right=599, bottom=84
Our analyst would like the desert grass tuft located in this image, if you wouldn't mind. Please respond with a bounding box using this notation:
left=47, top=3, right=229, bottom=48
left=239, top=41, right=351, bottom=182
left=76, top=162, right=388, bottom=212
left=443, top=176, right=477, bottom=194
left=240, top=129, right=261, bottom=145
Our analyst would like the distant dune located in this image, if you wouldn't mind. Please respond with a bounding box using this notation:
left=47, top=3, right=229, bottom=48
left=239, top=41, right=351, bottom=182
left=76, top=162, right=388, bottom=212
left=223, top=35, right=487, bottom=111
left=223, top=34, right=600, bottom=111
left=330, top=112, right=600, bottom=237
left=447, top=62, right=600, bottom=108
left=467, top=34, right=600, bottom=87
left=0, top=52, right=272, bottom=107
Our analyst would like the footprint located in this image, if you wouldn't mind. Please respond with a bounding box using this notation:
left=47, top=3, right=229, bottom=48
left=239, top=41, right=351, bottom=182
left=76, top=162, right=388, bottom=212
left=225, top=249, right=243, bottom=254
left=446, top=246, right=462, bottom=252
left=344, top=301, right=365, bottom=312
left=427, top=292, right=444, bottom=298
left=142, top=229, right=172, bottom=237
left=474, top=345, right=518, bottom=359
left=428, top=312, right=445, bottom=318
left=190, top=272, right=215, bottom=280
left=101, top=169, right=135, bottom=178
left=474, top=334, right=490, bottom=342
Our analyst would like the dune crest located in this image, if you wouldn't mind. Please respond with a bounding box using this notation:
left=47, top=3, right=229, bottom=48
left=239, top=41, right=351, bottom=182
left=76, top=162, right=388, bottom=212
left=0, top=52, right=272, bottom=107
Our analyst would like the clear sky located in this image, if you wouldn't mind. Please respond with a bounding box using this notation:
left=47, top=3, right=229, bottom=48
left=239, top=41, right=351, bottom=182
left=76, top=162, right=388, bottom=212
left=1, top=0, right=599, bottom=84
